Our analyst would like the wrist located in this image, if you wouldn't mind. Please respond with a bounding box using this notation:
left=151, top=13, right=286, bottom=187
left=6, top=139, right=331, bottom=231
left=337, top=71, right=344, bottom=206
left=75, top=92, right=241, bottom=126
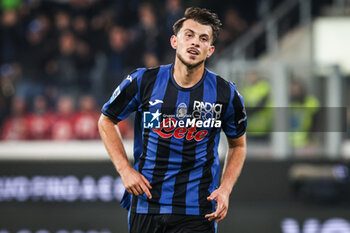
left=116, top=162, right=132, bottom=176
left=219, top=184, right=232, bottom=195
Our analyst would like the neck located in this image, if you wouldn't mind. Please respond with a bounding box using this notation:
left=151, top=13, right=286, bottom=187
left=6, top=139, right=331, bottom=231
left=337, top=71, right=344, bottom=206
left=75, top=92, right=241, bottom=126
left=173, top=57, right=205, bottom=88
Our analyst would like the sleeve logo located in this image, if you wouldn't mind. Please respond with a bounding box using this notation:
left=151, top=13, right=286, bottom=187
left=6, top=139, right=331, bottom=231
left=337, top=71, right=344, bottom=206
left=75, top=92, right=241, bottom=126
left=108, top=86, right=121, bottom=103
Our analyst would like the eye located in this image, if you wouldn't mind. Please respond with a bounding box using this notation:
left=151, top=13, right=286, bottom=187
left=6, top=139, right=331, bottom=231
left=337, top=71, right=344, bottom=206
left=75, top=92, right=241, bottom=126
left=201, top=37, right=208, bottom=42
left=186, top=33, right=192, bottom=38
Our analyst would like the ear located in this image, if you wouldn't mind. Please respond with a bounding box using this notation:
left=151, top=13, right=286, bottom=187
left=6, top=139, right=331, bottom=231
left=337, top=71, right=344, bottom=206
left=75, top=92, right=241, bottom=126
left=170, top=35, right=177, bottom=50
left=207, top=45, right=215, bottom=58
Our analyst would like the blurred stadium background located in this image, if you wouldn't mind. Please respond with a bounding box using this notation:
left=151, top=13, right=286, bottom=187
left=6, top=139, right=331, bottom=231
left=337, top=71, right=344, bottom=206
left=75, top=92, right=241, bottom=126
left=0, top=0, right=349, bottom=232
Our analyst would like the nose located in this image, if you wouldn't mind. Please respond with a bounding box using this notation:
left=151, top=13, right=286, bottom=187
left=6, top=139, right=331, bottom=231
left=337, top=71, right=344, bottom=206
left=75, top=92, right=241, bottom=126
left=191, top=36, right=200, bottom=47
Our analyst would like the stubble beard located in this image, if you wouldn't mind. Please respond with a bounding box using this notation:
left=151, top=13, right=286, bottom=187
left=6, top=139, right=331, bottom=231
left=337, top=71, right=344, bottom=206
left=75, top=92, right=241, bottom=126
left=176, top=52, right=205, bottom=70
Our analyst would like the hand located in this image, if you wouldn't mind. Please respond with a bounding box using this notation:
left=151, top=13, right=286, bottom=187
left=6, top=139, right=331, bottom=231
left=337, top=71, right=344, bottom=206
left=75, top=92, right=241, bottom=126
left=205, top=187, right=230, bottom=223
left=119, top=166, right=152, bottom=199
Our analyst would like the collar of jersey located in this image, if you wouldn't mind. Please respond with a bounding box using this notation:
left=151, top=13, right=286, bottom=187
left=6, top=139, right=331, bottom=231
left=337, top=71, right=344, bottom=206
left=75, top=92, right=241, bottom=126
left=169, top=63, right=208, bottom=91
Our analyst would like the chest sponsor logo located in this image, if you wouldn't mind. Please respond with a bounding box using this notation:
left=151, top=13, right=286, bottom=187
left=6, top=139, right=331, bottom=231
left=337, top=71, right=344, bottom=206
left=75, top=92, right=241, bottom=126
left=192, top=101, right=222, bottom=120
left=145, top=101, right=223, bottom=141
left=153, top=118, right=208, bottom=142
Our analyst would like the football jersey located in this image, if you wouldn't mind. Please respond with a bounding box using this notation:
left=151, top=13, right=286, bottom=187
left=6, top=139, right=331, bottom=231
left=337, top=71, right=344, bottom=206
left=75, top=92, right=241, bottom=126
left=102, top=64, right=247, bottom=215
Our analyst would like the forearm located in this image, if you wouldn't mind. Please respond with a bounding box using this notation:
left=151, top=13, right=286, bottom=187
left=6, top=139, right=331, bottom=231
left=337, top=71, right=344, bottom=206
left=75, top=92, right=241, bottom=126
left=220, top=134, right=247, bottom=194
left=98, top=114, right=152, bottom=198
left=205, top=134, right=246, bottom=222
left=98, top=114, right=131, bottom=174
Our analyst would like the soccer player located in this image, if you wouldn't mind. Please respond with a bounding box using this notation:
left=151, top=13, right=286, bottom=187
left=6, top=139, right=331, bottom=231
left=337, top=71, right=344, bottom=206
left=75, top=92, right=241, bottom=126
left=98, top=7, right=247, bottom=233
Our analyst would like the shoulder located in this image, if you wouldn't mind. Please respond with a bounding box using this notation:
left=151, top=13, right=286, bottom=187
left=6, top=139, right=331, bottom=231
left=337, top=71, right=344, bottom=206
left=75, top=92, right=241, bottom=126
left=206, top=69, right=240, bottom=99
left=137, top=66, right=161, bottom=86
left=128, top=68, right=146, bottom=79
left=136, top=64, right=171, bottom=80
left=206, top=68, right=234, bottom=90
left=135, top=65, right=172, bottom=102
left=127, top=65, right=163, bottom=78
left=141, top=64, right=172, bottom=73
left=125, top=67, right=159, bottom=89
left=138, top=64, right=173, bottom=87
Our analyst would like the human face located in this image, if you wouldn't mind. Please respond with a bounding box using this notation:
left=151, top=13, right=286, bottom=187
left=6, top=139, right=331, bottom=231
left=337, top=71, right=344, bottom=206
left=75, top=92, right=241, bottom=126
left=171, top=19, right=215, bottom=69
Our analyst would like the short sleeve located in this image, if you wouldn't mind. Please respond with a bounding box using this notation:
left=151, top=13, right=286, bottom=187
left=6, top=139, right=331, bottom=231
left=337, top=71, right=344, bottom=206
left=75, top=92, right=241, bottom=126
left=101, top=69, right=145, bottom=122
left=222, top=82, right=247, bottom=138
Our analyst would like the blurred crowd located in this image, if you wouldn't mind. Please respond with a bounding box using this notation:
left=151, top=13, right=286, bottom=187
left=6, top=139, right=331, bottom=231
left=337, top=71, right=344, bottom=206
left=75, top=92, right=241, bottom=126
left=0, top=0, right=251, bottom=141
left=1, top=94, right=133, bottom=140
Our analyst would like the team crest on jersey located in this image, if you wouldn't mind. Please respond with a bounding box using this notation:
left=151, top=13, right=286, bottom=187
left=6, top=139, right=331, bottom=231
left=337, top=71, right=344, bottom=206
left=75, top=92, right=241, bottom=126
left=176, top=103, right=187, bottom=119
left=144, top=109, right=161, bottom=129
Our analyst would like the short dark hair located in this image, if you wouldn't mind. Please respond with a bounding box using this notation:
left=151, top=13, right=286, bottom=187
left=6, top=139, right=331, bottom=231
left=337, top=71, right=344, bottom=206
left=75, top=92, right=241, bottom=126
left=173, top=7, right=222, bottom=44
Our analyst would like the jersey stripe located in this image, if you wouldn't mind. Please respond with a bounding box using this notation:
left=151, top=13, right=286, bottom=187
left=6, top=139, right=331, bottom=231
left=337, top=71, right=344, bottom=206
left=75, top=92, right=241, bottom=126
left=210, top=76, right=231, bottom=211
left=147, top=79, right=179, bottom=213
left=198, top=71, right=218, bottom=215
left=232, top=90, right=246, bottom=136
left=172, top=81, right=204, bottom=214
left=158, top=90, right=190, bottom=214
left=198, top=75, right=232, bottom=214
left=136, top=65, right=172, bottom=213
left=216, top=76, right=231, bottom=120
left=131, top=67, right=160, bottom=212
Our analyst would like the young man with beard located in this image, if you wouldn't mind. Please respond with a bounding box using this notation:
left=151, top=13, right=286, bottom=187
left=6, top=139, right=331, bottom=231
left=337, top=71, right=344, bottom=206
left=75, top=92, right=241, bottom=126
left=98, top=7, right=247, bottom=233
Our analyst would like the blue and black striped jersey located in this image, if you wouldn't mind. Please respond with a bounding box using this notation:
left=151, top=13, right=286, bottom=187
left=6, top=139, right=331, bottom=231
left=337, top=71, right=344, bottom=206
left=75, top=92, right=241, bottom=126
left=102, top=64, right=247, bottom=215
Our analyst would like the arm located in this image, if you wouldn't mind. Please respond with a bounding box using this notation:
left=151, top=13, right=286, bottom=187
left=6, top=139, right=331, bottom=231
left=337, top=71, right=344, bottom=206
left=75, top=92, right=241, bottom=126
left=205, top=133, right=246, bottom=222
left=98, top=114, right=152, bottom=199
